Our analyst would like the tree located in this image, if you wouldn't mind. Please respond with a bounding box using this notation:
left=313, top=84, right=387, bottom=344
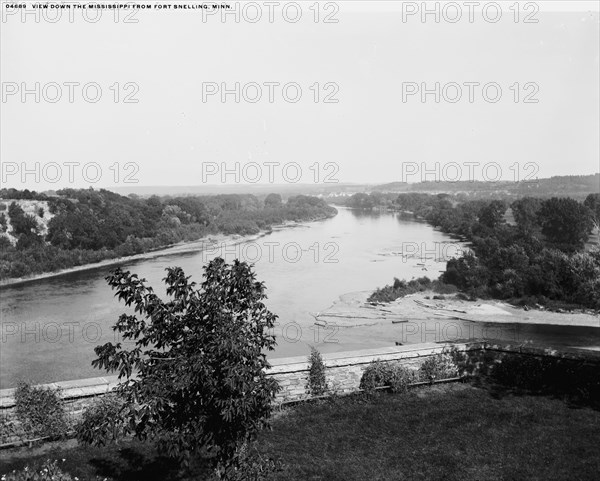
left=81, top=258, right=280, bottom=476
left=264, top=193, right=282, bottom=208
left=584, top=193, right=600, bottom=243
left=347, top=193, right=375, bottom=210
left=511, top=197, right=542, bottom=233
left=538, top=197, right=593, bottom=250
left=442, top=251, right=489, bottom=294
left=478, top=200, right=507, bottom=229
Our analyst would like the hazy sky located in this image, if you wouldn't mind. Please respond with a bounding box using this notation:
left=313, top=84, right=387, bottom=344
left=1, top=1, right=599, bottom=190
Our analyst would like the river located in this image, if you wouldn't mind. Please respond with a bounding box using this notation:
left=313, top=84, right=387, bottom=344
left=1, top=207, right=598, bottom=388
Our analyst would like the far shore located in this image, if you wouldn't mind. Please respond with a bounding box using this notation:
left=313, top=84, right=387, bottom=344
left=0, top=220, right=306, bottom=288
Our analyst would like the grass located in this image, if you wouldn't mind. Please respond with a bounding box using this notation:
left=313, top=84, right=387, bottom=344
left=1, top=384, right=599, bottom=480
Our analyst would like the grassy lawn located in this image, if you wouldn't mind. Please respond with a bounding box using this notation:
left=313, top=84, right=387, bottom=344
left=1, top=383, right=599, bottom=480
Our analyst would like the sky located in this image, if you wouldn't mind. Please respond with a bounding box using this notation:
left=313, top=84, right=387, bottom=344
left=1, top=1, right=599, bottom=190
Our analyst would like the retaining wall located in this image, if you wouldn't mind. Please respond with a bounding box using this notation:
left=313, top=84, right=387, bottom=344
left=2, top=341, right=599, bottom=446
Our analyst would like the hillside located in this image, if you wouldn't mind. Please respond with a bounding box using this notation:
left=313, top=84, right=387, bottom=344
left=0, top=199, right=54, bottom=246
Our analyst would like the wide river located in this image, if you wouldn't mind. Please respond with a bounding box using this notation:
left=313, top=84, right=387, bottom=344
left=1, top=208, right=599, bottom=388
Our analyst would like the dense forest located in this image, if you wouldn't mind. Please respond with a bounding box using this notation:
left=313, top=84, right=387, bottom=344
left=346, top=190, right=600, bottom=310
left=0, top=188, right=337, bottom=281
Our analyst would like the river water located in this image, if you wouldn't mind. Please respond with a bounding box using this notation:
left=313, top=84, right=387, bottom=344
left=1, top=208, right=598, bottom=388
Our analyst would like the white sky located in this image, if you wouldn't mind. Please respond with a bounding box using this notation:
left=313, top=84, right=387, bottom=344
left=1, top=1, right=599, bottom=189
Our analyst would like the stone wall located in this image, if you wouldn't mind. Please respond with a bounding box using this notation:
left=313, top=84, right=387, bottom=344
left=2, top=341, right=598, bottom=447
left=268, top=342, right=470, bottom=402
left=0, top=342, right=469, bottom=445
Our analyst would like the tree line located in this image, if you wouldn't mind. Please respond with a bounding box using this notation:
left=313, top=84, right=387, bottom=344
left=0, top=189, right=337, bottom=280
left=348, top=191, right=600, bottom=310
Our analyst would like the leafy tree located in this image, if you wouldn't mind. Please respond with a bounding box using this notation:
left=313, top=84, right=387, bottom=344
left=584, top=193, right=600, bottom=243
left=442, top=251, right=489, bottom=294
left=584, top=193, right=600, bottom=221
left=511, top=197, right=542, bottom=233
left=538, top=197, right=593, bottom=250
left=478, top=200, right=507, bottom=229
left=347, top=193, right=375, bottom=210
left=82, top=258, right=280, bottom=477
left=264, top=193, right=282, bottom=208
left=8, top=202, right=39, bottom=237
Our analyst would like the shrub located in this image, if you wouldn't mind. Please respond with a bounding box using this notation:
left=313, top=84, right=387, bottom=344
left=431, top=281, right=458, bottom=295
left=76, top=395, right=125, bottom=446
left=0, top=414, right=22, bottom=445
left=360, top=360, right=392, bottom=392
left=360, top=360, right=418, bottom=393
left=368, top=277, right=456, bottom=303
left=419, top=354, right=459, bottom=383
left=306, top=347, right=327, bottom=396
left=387, top=366, right=419, bottom=393
left=14, top=382, right=70, bottom=440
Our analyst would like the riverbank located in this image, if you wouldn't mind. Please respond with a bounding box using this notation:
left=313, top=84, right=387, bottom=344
left=0, top=220, right=307, bottom=288
left=313, top=290, right=600, bottom=329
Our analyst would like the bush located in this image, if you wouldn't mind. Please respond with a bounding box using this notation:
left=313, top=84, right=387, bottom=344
left=0, top=414, right=22, bottom=445
left=388, top=366, right=419, bottom=393
left=431, top=281, right=458, bottom=295
left=14, top=382, right=70, bottom=440
left=419, top=354, right=459, bottom=383
left=306, top=347, right=327, bottom=396
left=76, top=395, right=125, bottom=446
left=368, top=277, right=456, bottom=304
left=360, top=360, right=418, bottom=393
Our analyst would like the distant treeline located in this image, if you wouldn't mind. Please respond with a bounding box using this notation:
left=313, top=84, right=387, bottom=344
left=348, top=191, right=600, bottom=310
left=370, top=173, right=600, bottom=200
left=0, top=189, right=337, bottom=280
